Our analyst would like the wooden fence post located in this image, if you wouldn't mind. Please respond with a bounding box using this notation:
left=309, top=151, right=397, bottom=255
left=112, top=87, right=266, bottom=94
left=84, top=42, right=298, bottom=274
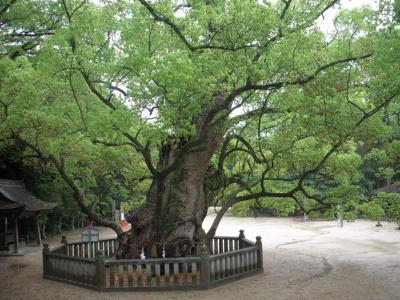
left=239, top=230, right=245, bottom=249
left=42, top=243, right=49, bottom=277
left=255, top=236, right=263, bottom=271
left=96, top=249, right=106, bottom=290
left=200, top=243, right=210, bottom=288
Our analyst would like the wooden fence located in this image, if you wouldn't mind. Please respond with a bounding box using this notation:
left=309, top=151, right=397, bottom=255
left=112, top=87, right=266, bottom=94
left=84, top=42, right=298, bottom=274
left=43, top=230, right=263, bottom=291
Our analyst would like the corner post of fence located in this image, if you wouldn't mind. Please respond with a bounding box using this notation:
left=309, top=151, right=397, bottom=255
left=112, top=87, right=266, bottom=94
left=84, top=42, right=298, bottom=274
left=200, top=243, right=210, bottom=288
left=42, top=243, right=50, bottom=277
left=255, top=236, right=263, bottom=271
left=95, top=249, right=106, bottom=290
left=239, top=229, right=245, bottom=249
left=61, top=235, right=67, bottom=254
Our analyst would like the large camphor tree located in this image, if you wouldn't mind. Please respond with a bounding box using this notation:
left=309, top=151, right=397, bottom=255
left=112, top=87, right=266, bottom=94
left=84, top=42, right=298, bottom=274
left=0, top=0, right=399, bottom=258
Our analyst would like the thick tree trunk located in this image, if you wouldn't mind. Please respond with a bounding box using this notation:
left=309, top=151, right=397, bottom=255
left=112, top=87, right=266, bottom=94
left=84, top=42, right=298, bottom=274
left=119, top=121, right=224, bottom=259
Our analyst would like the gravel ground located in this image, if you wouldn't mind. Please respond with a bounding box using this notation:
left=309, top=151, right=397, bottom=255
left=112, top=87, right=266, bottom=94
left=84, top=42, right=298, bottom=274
left=0, top=216, right=399, bottom=300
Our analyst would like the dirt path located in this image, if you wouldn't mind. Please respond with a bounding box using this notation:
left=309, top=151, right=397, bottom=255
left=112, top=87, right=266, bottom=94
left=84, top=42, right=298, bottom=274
left=0, top=217, right=399, bottom=300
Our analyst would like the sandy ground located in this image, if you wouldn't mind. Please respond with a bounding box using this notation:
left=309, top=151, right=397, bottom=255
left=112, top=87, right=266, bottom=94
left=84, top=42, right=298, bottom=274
left=0, top=216, right=399, bottom=300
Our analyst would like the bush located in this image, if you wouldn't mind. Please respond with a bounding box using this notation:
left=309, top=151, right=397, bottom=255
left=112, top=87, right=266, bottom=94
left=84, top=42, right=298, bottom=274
left=259, top=197, right=297, bottom=217
left=230, top=197, right=297, bottom=217
left=231, top=201, right=254, bottom=217
left=358, top=201, right=385, bottom=221
left=374, top=193, right=400, bottom=227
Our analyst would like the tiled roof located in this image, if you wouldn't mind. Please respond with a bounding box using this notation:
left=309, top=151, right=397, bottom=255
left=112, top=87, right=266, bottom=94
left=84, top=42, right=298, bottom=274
left=0, top=179, right=56, bottom=212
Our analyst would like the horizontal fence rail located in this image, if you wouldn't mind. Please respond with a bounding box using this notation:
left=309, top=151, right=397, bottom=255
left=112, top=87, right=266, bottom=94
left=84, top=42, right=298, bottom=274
left=209, top=247, right=259, bottom=283
left=64, top=238, right=118, bottom=259
left=42, top=230, right=263, bottom=291
left=103, top=257, right=202, bottom=290
left=44, top=252, right=96, bottom=287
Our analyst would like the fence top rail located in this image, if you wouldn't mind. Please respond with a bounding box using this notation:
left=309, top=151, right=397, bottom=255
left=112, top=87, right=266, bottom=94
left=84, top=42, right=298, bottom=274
left=50, top=244, right=65, bottom=253
left=47, top=252, right=96, bottom=263
left=105, top=256, right=202, bottom=265
left=65, top=237, right=118, bottom=246
left=212, top=236, right=241, bottom=240
left=209, top=246, right=258, bottom=259
left=240, top=238, right=255, bottom=246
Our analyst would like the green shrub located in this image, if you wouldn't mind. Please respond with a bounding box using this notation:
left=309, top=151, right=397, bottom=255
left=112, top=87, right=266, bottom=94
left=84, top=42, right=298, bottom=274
left=358, top=201, right=385, bottom=221
left=374, top=192, right=400, bottom=227
left=231, top=201, right=254, bottom=217
left=259, top=197, right=297, bottom=217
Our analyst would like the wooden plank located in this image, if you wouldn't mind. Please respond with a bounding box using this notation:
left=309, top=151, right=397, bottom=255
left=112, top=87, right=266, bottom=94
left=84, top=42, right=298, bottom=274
left=84, top=243, right=89, bottom=258
left=191, top=262, right=197, bottom=285
left=242, top=252, right=247, bottom=272
left=245, top=251, right=249, bottom=271
left=70, top=260, right=75, bottom=281
left=136, top=264, right=142, bottom=287
left=226, top=256, right=230, bottom=278
left=118, top=265, right=124, bottom=287
left=90, top=242, right=94, bottom=258
left=239, top=252, right=244, bottom=273
left=251, top=250, right=255, bottom=269
left=229, top=239, right=233, bottom=252
left=110, top=266, right=115, bottom=287
left=173, top=263, right=179, bottom=286
left=64, top=259, right=70, bottom=280
left=59, top=258, right=64, bottom=278
left=108, top=241, right=113, bottom=258
left=252, top=250, right=256, bottom=269
left=247, top=251, right=251, bottom=270
left=219, top=239, right=223, bottom=255
left=87, top=243, right=91, bottom=258
left=73, top=260, right=78, bottom=281
left=54, top=258, right=59, bottom=278
left=182, top=262, right=188, bottom=286
left=53, top=258, right=59, bottom=277
left=104, top=241, right=108, bottom=256
left=146, top=263, right=152, bottom=287
left=164, top=263, right=170, bottom=287
left=210, top=259, right=215, bottom=281
left=84, top=262, right=89, bottom=283
left=128, top=264, right=133, bottom=287
left=228, top=254, right=233, bottom=276
left=155, top=263, right=161, bottom=287
left=235, top=239, right=239, bottom=250
left=215, top=259, right=220, bottom=280
left=222, top=256, right=227, bottom=278
left=233, top=253, right=238, bottom=275
left=76, top=261, right=81, bottom=282
left=90, top=262, right=95, bottom=284
left=82, top=262, right=87, bottom=283
left=228, top=255, right=232, bottom=276
left=253, top=249, right=257, bottom=269
left=213, top=239, right=218, bottom=255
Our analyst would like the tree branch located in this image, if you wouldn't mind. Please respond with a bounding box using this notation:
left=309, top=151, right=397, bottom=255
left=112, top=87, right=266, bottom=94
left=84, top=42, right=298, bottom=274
left=13, top=135, right=124, bottom=236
